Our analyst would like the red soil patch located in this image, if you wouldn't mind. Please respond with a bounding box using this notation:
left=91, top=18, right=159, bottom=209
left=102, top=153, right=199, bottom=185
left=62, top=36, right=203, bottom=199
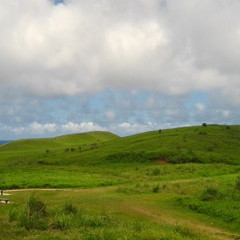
left=157, top=157, right=168, bottom=164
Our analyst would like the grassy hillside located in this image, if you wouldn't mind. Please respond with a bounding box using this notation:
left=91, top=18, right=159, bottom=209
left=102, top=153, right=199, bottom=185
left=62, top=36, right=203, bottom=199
left=101, top=124, right=240, bottom=165
left=1, top=125, right=240, bottom=239
left=0, top=124, right=240, bottom=190
left=0, top=131, right=119, bottom=164
left=1, top=131, right=119, bottom=151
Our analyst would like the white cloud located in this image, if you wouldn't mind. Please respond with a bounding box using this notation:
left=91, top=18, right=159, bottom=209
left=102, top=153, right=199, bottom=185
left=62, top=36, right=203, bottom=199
left=61, top=122, right=107, bottom=133
left=1, top=0, right=240, bottom=98
left=0, top=121, right=108, bottom=139
left=222, top=110, right=231, bottom=118
left=29, top=122, right=57, bottom=134
left=4, top=126, right=25, bottom=136
left=1, top=0, right=240, bottom=139
left=104, top=111, right=116, bottom=121
left=195, top=103, right=205, bottom=113
left=116, top=122, right=157, bottom=135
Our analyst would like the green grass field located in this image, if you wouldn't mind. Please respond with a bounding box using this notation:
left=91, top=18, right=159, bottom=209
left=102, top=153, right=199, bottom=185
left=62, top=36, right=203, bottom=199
left=1, top=125, right=240, bottom=239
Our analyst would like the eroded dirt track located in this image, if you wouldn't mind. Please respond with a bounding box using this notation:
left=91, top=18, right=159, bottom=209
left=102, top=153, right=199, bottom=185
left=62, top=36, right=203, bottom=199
left=5, top=186, right=240, bottom=240
left=129, top=206, right=239, bottom=240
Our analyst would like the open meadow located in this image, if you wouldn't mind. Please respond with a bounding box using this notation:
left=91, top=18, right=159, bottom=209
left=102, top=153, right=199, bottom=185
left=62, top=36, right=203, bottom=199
left=1, top=125, right=240, bottom=239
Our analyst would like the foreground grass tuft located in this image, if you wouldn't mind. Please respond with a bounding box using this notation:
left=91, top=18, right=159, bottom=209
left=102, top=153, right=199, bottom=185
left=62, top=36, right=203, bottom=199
left=19, top=193, right=47, bottom=230
left=2, top=194, right=210, bottom=239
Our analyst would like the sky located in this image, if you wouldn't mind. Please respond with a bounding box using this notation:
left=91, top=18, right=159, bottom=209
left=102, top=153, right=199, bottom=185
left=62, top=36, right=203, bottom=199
left=1, top=0, right=240, bottom=140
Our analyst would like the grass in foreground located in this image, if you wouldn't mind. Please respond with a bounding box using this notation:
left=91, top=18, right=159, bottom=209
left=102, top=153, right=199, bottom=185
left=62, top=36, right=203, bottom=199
left=1, top=173, right=240, bottom=240
left=1, top=125, right=240, bottom=239
left=1, top=193, right=210, bottom=240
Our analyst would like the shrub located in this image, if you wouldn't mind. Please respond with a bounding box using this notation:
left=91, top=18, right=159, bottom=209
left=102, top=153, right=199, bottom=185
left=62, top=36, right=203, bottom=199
left=152, top=184, right=160, bottom=193
left=63, top=202, right=78, bottom=215
left=133, top=220, right=144, bottom=232
left=27, top=193, right=47, bottom=217
left=82, top=214, right=105, bottom=228
left=19, top=193, right=48, bottom=230
left=19, top=209, right=48, bottom=230
left=8, top=208, right=18, bottom=222
left=52, top=213, right=73, bottom=230
left=152, top=168, right=161, bottom=176
left=200, top=187, right=221, bottom=201
left=236, top=176, right=240, bottom=191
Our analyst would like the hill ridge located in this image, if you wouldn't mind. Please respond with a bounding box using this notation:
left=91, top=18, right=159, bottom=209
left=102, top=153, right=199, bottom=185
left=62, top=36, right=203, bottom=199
left=1, top=124, right=240, bottom=165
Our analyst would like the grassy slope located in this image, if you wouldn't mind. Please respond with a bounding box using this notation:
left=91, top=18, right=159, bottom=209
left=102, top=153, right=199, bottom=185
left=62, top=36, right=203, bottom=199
left=1, top=131, right=119, bottom=151
left=111, top=124, right=240, bottom=164
left=2, top=125, right=240, bottom=161
left=0, top=125, right=240, bottom=189
left=1, top=125, right=240, bottom=239
left=77, top=124, right=240, bottom=166
left=0, top=131, right=119, bottom=164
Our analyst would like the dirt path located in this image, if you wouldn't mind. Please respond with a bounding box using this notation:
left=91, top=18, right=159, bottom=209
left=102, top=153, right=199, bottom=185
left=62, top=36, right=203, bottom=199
left=129, top=206, right=239, bottom=240
left=5, top=185, right=240, bottom=240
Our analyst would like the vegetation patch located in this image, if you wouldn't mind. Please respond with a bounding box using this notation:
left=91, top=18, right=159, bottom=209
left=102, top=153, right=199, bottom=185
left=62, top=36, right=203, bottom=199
left=1, top=126, right=240, bottom=238
left=2, top=193, right=210, bottom=240
left=173, top=176, right=240, bottom=232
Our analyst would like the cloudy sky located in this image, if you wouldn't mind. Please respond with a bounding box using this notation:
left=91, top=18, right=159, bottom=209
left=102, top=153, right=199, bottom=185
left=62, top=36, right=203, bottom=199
left=1, top=0, right=240, bottom=139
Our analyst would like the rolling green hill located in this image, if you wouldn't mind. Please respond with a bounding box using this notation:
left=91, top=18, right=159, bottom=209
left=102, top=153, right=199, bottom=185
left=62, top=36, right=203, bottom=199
left=1, top=125, right=240, bottom=239
left=102, top=124, right=240, bottom=165
left=0, top=125, right=240, bottom=189
left=1, top=131, right=119, bottom=151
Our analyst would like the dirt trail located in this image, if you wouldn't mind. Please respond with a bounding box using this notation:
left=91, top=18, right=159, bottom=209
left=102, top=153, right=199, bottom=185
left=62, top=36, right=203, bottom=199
left=4, top=185, right=240, bottom=240
left=129, top=206, right=239, bottom=240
